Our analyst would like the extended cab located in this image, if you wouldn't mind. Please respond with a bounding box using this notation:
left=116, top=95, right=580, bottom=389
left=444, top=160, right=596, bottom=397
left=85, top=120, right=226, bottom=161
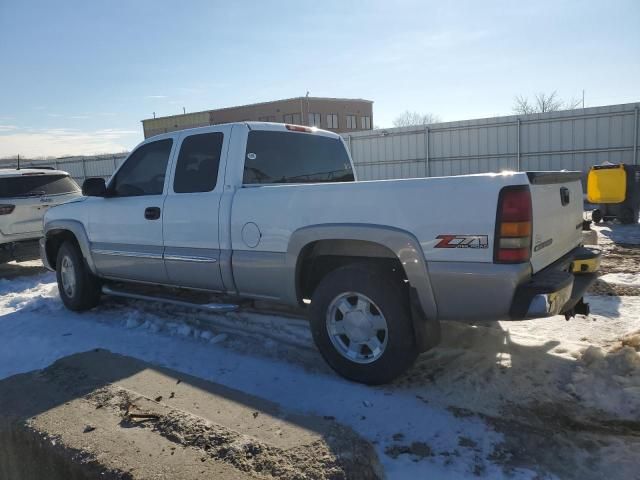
left=41, top=123, right=600, bottom=384
left=0, top=168, right=80, bottom=263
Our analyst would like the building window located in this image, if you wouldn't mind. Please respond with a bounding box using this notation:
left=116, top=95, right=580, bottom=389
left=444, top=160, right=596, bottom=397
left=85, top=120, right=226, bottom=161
left=308, top=112, right=321, bottom=127
left=360, top=116, right=371, bottom=130
left=326, top=114, right=338, bottom=129
left=345, top=115, right=357, bottom=129
left=283, top=113, right=301, bottom=124
left=258, top=115, right=276, bottom=123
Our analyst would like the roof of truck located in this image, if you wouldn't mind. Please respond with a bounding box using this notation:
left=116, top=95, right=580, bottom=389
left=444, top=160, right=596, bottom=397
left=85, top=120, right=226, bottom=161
left=0, top=168, right=70, bottom=178
left=143, top=121, right=343, bottom=144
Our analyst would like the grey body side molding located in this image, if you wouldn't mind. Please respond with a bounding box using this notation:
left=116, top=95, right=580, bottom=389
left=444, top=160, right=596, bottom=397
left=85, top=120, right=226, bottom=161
left=285, top=224, right=440, bottom=350
left=43, top=219, right=97, bottom=274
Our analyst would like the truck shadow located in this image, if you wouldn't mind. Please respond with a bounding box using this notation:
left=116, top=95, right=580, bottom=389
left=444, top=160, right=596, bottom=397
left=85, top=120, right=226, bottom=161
left=398, top=302, right=636, bottom=424
left=397, top=314, right=640, bottom=479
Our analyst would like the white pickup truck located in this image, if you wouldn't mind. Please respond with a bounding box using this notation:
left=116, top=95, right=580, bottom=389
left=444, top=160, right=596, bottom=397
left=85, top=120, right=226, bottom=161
left=41, top=122, right=600, bottom=384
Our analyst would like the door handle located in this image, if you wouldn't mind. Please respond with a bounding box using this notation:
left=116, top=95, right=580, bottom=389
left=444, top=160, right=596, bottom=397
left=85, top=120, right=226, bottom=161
left=144, top=207, right=161, bottom=220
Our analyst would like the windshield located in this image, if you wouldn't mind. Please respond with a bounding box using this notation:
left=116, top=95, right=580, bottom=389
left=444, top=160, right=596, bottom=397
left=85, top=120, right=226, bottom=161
left=0, top=174, right=80, bottom=198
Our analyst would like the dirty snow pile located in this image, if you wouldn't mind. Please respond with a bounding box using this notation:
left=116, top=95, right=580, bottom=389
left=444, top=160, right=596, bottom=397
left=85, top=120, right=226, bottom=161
left=567, top=332, right=640, bottom=419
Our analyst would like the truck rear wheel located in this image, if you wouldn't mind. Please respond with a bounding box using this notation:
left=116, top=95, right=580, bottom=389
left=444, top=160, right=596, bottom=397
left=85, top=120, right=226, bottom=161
left=309, top=264, right=418, bottom=385
left=56, top=241, right=101, bottom=311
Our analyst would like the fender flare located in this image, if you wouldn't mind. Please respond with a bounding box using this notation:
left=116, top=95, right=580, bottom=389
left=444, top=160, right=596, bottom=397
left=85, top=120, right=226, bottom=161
left=285, top=223, right=440, bottom=350
left=44, top=219, right=97, bottom=274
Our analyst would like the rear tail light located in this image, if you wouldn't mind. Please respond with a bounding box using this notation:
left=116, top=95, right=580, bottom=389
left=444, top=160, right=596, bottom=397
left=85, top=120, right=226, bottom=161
left=0, top=204, right=15, bottom=215
left=494, top=186, right=532, bottom=263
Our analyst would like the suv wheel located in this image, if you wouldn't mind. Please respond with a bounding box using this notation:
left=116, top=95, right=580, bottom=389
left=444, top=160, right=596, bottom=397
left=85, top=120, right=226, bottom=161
left=56, top=241, right=101, bottom=311
left=309, top=264, right=418, bottom=385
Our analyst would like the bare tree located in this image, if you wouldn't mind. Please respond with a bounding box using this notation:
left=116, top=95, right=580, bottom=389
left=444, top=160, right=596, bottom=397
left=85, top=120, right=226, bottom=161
left=563, top=95, right=583, bottom=110
left=392, top=110, right=440, bottom=127
left=535, top=91, right=563, bottom=113
left=513, top=95, right=535, bottom=115
left=512, top=91, right=582, bottom=115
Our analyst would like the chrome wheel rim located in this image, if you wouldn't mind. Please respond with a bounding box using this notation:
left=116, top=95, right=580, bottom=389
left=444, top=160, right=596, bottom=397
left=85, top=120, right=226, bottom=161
left=60, top=255, right=76, bottom=298
left=326, top=292, right=389, bottom=364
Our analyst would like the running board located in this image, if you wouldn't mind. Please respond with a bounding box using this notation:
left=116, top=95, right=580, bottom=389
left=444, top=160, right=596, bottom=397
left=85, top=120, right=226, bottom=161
left=101, top=285, right=239, bottom=313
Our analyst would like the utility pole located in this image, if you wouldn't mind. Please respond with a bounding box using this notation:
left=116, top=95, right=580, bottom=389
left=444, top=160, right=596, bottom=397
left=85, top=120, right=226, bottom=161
left=17, top=154, right=20, bottom=170
left=582, top=90, right=585, bottom=109
left=299, top=97, right=304, bottom=125
left=183, top=107, right=186, bottom=114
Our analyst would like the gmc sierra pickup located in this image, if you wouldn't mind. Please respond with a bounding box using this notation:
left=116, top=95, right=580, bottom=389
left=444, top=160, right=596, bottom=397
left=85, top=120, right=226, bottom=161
left=41, top=122, right=601, bottom=384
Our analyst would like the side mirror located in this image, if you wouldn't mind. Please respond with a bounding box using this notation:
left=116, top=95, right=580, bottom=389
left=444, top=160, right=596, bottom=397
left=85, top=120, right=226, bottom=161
left=82, top=177, right=107, bottom=197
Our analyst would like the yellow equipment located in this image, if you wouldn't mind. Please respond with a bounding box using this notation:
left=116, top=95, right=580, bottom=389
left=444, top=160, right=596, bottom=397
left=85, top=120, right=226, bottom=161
left=587, top=164, right=626, bottom=204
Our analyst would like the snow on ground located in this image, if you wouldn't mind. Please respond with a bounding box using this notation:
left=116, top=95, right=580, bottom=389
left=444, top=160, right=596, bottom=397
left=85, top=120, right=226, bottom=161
left=599, top=272, right=640, bottom=287
left=400, top=294, right=640, bottom=423
left=1, top=223, right=639, bottom=479
left=0, top=269, right=532, bottom=479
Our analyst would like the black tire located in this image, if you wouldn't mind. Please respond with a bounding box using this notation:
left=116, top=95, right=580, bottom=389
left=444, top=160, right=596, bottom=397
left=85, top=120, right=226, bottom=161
left=591, top=209, right=602, bottom=223
left=56, top=241, right=101, bottom=311
left=309, top=263, right=418, bottom=385
left=620, top=207, right=636, bottom=225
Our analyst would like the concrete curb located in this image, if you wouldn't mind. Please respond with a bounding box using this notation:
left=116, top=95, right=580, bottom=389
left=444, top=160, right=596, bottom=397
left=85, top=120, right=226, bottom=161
left=0, top=349, right=383, bottom=480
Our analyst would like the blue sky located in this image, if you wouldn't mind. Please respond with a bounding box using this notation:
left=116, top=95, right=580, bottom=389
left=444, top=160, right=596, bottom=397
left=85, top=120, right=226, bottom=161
left=0, top=0, right=638, bottom=157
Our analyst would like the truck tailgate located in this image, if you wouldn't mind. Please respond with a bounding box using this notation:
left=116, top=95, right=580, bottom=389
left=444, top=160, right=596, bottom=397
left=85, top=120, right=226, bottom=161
left=528, top=172, right=584, bottom=273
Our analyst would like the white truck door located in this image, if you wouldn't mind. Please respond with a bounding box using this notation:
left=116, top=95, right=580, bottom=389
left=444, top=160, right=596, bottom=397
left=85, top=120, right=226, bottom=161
left=161, top=128, right=229, bottom=291
left=88, top=138, right=174, bottom=283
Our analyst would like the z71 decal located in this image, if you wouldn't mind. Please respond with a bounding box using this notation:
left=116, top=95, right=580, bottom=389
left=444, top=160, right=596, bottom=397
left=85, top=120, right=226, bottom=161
left=435, top=234, right=489, bottom=249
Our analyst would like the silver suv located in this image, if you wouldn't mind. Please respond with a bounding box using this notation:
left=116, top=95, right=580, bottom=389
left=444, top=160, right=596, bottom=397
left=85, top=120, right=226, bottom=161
left=0, top=168, right=81, bottom=263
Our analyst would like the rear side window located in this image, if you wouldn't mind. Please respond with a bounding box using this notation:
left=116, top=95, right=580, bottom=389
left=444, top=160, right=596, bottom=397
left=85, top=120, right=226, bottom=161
left=0, top=174, right=80, bottom=198
left=243, top=131, right=354, bottom=184
left=174, top=132, right=224, bottom=193
left=110, top=139, right=173, bottom=197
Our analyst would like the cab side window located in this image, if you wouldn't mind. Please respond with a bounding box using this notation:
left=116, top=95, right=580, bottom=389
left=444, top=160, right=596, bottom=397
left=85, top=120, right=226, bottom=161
left=173, top=133, right=224, bottom=193
left=110, top=139, right=173, bottom=197
left=243, top=131, right=354, bottom=184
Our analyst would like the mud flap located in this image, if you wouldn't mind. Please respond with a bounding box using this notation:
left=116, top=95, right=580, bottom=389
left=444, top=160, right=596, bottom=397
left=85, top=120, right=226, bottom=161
left=409, top=287, right=441, bottom=352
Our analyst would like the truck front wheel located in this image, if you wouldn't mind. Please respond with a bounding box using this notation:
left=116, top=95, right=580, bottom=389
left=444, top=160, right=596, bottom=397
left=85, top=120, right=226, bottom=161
left=56, top=241, right=101, bottom=311
left=309, top=264, right=418, bottom=385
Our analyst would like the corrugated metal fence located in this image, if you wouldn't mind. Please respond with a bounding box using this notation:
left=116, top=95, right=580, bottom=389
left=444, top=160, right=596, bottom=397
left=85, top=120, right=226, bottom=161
left=2, top=102, right=638, bottom=185
left=343, top=102, right=640, bottom=181
left=0, top=154, right=128, bottom=184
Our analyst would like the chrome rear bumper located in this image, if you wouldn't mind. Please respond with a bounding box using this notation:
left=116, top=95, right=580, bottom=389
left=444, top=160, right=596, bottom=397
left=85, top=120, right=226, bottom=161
left=511, top=246, right=601, bottom=320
